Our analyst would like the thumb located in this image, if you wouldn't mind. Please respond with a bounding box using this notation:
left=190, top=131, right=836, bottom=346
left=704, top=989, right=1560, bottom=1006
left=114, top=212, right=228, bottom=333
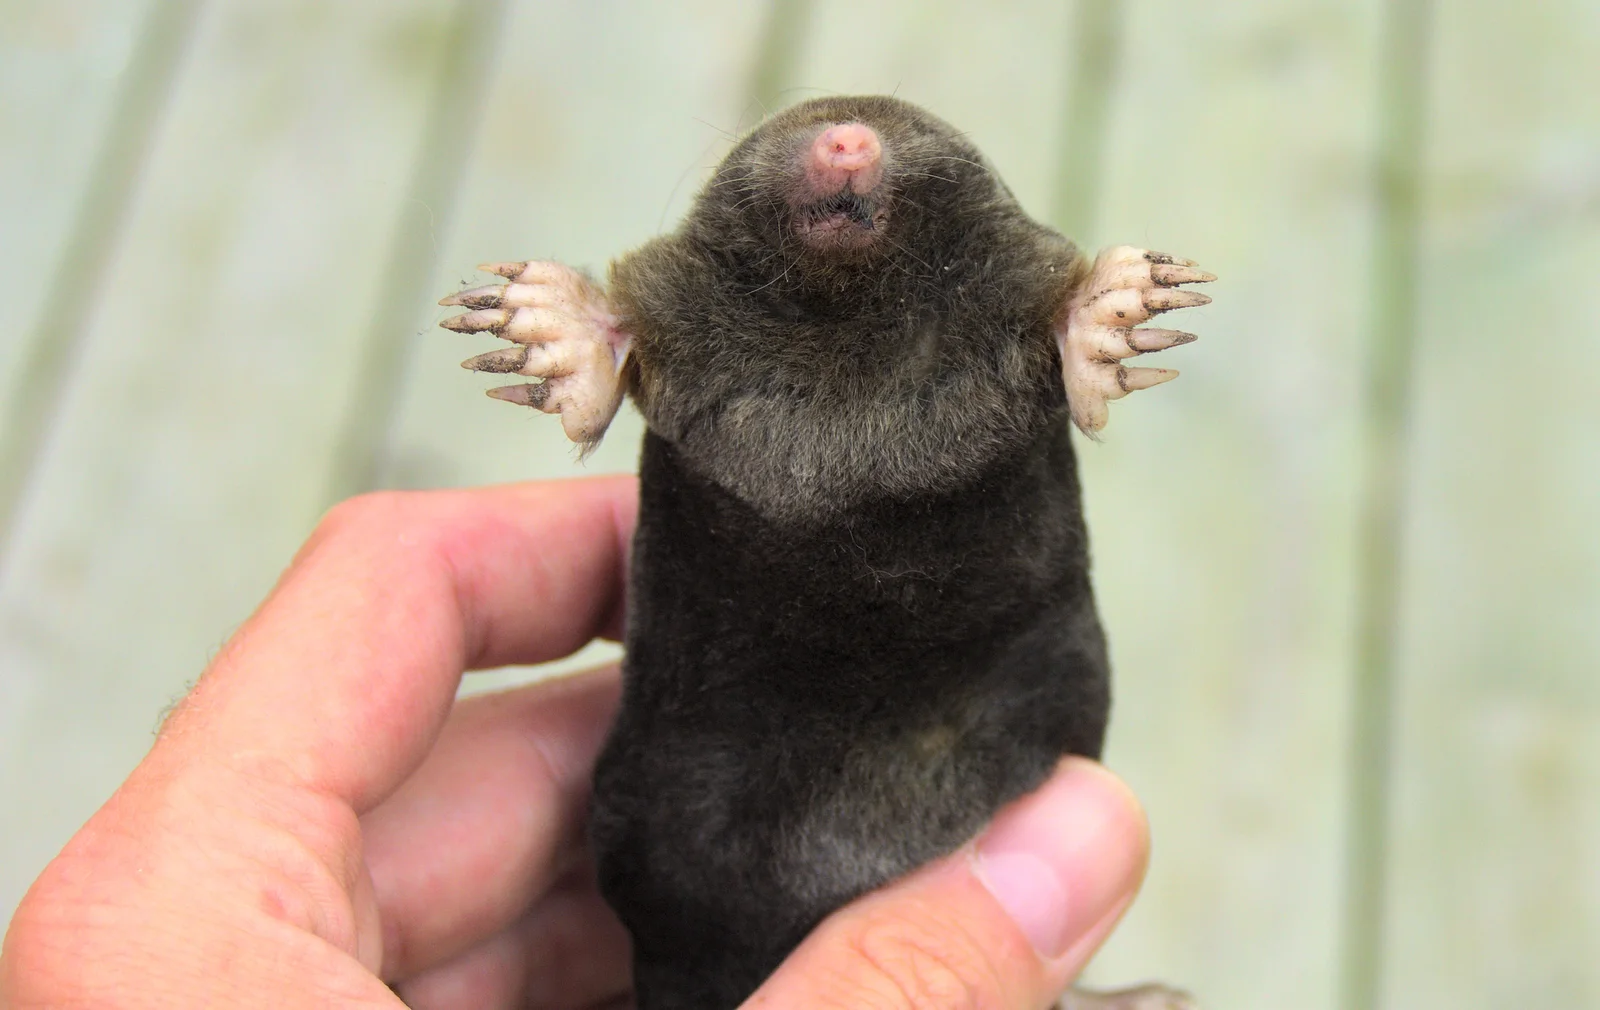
left=742, top=758, right=1149, bottom=1010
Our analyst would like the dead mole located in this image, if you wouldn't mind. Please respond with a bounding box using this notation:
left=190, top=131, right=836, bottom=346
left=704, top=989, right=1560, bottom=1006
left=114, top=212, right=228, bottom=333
left=441, top=94, right=1212, bottom=1010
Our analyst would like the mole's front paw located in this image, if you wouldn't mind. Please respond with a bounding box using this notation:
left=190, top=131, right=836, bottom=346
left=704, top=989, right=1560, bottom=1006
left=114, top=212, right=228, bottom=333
left=1062, top=981, right=1200, bottom=1010
left=440, top=261, right=632, bottom=445
left=1057, top=245, right=1214, bottom=435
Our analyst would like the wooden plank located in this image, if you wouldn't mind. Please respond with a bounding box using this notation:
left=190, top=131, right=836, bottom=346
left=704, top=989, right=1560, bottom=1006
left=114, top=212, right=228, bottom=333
left=0, top=0, right=468, bottom=919
left=0, top=0, right=193, bottom=545
left=1340, top=1, right=1429, bottom=1006
left=1078, top=3, right=1382, bottom=1006
left=377, top=0, right=775, bottom=692
left=1384, top=1, right=1600, bottom=1006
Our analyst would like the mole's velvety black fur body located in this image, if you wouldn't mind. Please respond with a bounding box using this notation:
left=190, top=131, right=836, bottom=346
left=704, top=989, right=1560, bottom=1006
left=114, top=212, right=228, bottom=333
left=591, top=96, right=1108, bottom=1008
left=444, top=91, right=1210, bottom=1007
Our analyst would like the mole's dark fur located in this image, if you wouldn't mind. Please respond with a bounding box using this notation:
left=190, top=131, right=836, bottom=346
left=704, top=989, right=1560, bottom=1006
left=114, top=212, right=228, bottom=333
left=590, top=95, right=1108, bottom=1009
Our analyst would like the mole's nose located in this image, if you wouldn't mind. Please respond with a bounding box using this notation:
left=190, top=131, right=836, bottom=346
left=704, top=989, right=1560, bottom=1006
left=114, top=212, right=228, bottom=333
left=807, top=123, right=883, bottom=194
left=814, top=124, right=881, bottom=170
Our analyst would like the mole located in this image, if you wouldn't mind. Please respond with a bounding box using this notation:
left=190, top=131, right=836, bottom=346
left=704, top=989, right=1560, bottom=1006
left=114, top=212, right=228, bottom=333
left=440, top=95, right=1212, bottom=1010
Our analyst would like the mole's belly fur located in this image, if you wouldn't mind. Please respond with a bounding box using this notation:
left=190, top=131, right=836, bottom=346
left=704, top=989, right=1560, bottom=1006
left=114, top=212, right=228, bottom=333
left=589, top=428, right=1109, bottom=1008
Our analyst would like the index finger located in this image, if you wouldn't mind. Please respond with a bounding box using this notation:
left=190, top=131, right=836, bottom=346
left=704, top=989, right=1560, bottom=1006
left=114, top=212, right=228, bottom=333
left=162, top=475, right=637, bottom=813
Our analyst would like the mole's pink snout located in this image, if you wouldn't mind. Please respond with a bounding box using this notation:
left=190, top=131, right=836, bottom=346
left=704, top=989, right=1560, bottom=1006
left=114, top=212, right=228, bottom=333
left=815, top=123, right=880, bottom=172
left=807, top=123, right=884, bottom=195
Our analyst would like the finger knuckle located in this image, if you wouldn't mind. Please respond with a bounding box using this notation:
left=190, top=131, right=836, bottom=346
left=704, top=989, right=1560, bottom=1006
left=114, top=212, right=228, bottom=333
left=315, top=490, right=417, bottom=539
left=835, top=912, right=1001, bottom=1010
left=307, top=490, right=444, bottom=563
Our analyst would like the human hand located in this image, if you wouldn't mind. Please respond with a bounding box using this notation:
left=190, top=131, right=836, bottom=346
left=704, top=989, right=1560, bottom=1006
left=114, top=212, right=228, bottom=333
left=0, top=476, right=1151, bottom=1009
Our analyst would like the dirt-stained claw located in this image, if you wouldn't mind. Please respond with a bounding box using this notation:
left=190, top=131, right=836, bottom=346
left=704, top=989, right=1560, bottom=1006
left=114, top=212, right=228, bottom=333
left=1119, top=366, right=1178, bottom=392
left=442, top=282, right=552, bottom=312
left=479, top=261, right=532, bottom=280
left=440, top=308, right=510, bottom=333
left=440, top=285, right=506, bottom=308
left=462, top=346, right=530, bottom=373
left=1150, top=263, right=1217, bottom=286
left=1141, top=250, right=1196, bottom=267
left=1142, top=288, right=1212, bottom=313
left=1123, top=328, right=1198, bottom=353
left=486, top=382, right=550, bottom=407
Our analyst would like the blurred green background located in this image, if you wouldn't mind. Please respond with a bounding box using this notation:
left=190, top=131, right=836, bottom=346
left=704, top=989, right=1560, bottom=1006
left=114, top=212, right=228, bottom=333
left=1, top=2, right=1596, bottom=1007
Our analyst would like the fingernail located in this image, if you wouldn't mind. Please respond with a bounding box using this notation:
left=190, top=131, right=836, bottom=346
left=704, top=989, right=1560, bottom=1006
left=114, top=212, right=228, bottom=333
left=972, top=758, right=1147, bottom=959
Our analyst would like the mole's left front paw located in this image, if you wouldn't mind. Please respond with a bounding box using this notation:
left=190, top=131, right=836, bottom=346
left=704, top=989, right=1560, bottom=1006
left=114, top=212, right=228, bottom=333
left=1057, top=245, right=1214, bottom=435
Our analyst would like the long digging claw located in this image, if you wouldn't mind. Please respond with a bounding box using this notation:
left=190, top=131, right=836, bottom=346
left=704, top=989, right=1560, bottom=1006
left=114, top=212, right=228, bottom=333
left=1118, top=366, right=1179, bottom=392
left=1123, top=328, right=1198, bottom=353
left=486, top=382, right=549, bottom=407
left=479, top=261, right=531, bottom=280
left=462, top=347, right=531, bottom=373
left=1150, top=263, right=1217, bottom=286
left=1142, top=288, right=1212, bottom=313
left=1143, top=250, right=1197, bottom=267
left=440, top=308, right=509, bottom=333
left=440, top=284, right=507, bottom=308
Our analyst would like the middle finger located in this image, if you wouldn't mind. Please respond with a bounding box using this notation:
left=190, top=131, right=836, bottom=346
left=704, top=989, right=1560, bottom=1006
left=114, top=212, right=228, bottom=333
left=363, top=666, right=622, bottom=979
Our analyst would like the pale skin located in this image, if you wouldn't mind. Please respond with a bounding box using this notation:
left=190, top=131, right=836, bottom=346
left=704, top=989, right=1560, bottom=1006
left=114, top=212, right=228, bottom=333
left=0, top=476, right=1179, bottom=1009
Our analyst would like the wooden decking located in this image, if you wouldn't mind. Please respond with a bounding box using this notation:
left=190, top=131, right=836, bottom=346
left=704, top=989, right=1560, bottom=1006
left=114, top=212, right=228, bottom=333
left=2, top=3, right=1596, bottom=1007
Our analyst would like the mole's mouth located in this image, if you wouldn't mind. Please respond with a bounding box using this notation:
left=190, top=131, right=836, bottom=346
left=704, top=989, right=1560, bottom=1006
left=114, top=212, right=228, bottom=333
left=794, top=191, right=889, bottom=250
left=815, top=191, right=877, bottom=228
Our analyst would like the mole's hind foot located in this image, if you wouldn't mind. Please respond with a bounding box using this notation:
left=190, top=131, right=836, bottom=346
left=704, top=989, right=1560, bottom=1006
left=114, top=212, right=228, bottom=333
left=1062, top=981, right=1199, bottom=1010
left=1057, top=245, right=1214, bottom=435
left=440, top=261, right=632, bottom=446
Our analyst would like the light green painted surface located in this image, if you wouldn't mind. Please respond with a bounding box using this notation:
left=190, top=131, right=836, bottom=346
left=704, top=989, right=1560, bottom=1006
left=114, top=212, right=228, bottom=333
left=1079, top=5, right=1379, bottom=1007
left=1, top=2, right=1595, bottom=1007
left=0, top=0, right=161, bottom=400
left=0, top=0, right=195, bottom=543
left=1387, top=1, right=1600, bottom=1006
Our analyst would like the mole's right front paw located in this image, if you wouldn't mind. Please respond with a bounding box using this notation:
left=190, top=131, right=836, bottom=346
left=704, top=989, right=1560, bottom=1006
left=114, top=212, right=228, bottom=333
left=440, top=261, right=632, bottom=446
